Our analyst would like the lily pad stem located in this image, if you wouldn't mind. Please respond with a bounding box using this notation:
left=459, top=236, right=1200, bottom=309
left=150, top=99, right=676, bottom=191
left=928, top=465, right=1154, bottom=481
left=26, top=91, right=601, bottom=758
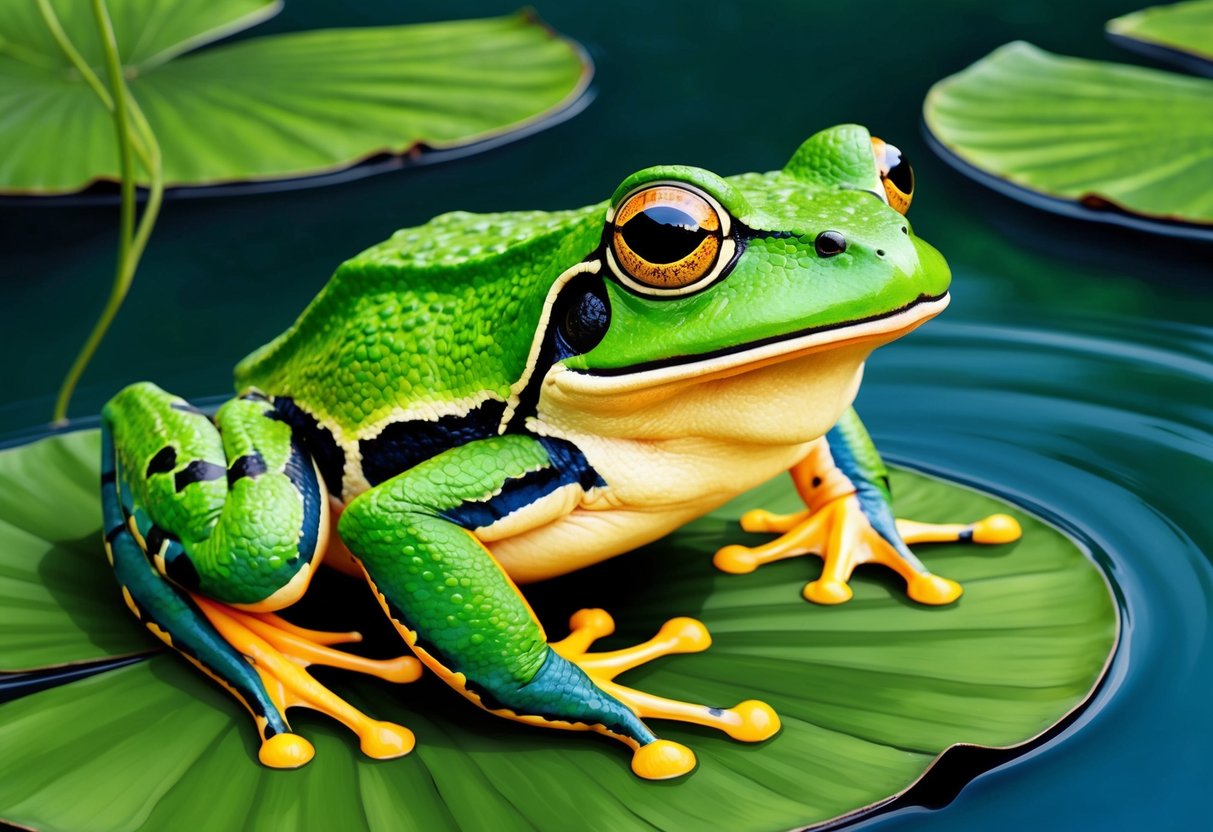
left=42, top=0, right=164, bottom=425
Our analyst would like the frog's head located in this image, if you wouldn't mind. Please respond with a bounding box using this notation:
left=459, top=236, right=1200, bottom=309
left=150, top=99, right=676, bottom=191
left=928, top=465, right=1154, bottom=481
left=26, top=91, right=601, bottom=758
left=536, top=124, right=949, bottom=444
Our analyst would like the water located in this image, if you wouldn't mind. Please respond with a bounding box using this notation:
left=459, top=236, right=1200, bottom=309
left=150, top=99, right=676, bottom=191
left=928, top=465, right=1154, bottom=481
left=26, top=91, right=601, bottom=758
left=1, top=1, right=1210, bottom=829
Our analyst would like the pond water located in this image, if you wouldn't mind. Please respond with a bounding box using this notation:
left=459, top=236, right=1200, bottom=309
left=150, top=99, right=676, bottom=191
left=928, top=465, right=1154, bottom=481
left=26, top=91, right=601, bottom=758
left=1, top=0, right=1210, bottom=829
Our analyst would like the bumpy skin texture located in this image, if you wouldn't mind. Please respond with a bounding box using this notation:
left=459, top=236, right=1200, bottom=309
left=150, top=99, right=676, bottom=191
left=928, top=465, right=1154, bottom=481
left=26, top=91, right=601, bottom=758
left=341, top=436, right=553, bottom=690
left=101, top=124, right=1015, bottom=777
left=237, top=207, right=603, bottom=436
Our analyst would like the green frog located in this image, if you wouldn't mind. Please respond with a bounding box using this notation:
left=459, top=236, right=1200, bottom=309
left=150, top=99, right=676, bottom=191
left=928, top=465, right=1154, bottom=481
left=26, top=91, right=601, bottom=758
left=100, top=124, right=1020, bottom=780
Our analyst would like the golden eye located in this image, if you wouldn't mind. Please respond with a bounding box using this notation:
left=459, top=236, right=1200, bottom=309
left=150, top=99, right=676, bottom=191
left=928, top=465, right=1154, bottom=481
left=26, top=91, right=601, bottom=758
left=609, top=185, right=725, bottom=293
left=871, top=137, right=914, bottom=215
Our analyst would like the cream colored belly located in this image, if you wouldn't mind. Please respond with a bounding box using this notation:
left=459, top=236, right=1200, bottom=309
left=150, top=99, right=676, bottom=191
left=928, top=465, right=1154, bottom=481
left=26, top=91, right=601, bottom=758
left=489, top=435, right=814, bottom=583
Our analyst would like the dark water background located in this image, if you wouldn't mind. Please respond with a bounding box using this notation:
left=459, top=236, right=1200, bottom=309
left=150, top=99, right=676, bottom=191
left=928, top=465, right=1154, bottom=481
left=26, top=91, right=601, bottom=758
left=1, top=1, right=1210, bottom=829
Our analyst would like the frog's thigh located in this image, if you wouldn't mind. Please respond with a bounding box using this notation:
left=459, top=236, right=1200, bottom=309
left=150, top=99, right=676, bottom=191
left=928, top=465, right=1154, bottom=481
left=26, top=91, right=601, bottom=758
left=102, top=383, right=416, bottom=767
left=338, top=435, right=593, bottom=695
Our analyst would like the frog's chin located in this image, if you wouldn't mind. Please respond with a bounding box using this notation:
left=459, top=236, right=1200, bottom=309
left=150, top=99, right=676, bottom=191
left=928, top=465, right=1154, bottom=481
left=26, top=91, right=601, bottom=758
left=552, top=292, right=948, bottom=399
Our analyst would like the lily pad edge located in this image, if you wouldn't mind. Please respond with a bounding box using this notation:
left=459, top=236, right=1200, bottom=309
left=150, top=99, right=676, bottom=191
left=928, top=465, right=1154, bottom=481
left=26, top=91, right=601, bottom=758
left=805, top=459, right=1123, bottom=830
left=1106, top=1, right=1213, bottom=76
left=922, top=40, right=1213, bottom=242
left=0, top=7, right=595, bottom=199
left=921, top=123, right=1213, bottom=243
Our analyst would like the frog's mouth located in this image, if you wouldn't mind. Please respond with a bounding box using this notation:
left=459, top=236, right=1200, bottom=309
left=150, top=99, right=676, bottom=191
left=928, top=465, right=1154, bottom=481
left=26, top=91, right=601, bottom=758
left=550, top=291, right=948, bottom=397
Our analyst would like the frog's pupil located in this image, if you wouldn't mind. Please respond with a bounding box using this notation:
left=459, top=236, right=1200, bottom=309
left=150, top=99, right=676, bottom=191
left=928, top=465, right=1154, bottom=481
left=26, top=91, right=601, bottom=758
left=620, top=207, right=710, bottom=264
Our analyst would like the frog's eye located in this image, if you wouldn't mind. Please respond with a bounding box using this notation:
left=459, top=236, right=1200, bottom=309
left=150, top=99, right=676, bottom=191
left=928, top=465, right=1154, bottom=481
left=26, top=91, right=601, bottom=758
left=606, top=183, right=735, bottom=296
left=871, top=137, right=914, bottom=215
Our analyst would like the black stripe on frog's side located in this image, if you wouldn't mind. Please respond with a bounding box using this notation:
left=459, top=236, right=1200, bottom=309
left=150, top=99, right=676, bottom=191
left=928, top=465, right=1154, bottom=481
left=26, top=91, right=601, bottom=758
left=359, top=398, right=508, bottom=488
left=439, top=436, right=603, bottom=530
left=266, top=397, right=346, bottom=497
left=537, top=435, right=604, bottom=491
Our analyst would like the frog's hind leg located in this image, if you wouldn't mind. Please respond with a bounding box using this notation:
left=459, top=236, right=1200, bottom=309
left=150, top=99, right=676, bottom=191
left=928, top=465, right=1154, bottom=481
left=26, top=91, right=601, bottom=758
left=340, top=435, right=780, bottom=780
left=715, top=408, right=1021, bottom=605
left=101, top=383, right=420, bottom=767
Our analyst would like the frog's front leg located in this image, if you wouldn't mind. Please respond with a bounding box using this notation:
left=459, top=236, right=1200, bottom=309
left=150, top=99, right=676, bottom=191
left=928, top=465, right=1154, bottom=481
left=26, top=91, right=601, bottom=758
left=715, top=408, right=1021, bottom=604
left=102, top=383, right=421, bottom=767
left=339, top=434, right=779, bottom=780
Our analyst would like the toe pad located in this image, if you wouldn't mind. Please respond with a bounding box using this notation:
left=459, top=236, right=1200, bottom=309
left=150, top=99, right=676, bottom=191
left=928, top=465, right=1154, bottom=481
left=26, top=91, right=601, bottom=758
left=908, top=574, right=963, bottom=605
left=360, top=721, right=415, bottom=760
left=972, top=514, right=1022, bottom=544
left=632, top=740, right=696, bottom=780
left=259, top=733, right=315, bottom=769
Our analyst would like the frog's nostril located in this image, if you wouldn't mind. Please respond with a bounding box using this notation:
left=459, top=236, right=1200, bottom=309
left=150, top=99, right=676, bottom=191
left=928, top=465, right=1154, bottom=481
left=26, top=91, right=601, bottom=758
left=876, top=249, right=886, bottom=257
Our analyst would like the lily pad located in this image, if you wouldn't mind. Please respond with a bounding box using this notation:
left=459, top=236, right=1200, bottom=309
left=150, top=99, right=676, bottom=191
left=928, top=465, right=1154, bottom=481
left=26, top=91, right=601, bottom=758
left=0, top=431, right=1117, bottom=831
left=924, top=41, right=1213, bottom=239
left=1108, top=0, right=1213, bottom=74
left=0, top=1, right=591, bottom=194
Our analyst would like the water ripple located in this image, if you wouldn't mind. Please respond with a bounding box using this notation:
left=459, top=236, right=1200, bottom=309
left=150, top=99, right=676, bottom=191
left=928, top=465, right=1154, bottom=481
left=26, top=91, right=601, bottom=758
left=853, top=312, right=1213, bottom=829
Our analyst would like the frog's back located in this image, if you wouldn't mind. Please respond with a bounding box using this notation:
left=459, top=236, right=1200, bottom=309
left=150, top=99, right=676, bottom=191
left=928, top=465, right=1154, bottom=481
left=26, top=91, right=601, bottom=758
left=236, top=205, right=604, bottom=441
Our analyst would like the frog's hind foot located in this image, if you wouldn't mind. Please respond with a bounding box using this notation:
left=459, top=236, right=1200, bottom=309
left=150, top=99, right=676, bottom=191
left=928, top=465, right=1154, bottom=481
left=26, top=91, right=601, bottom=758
left=551, top=609, right=781, bottom=779
left=715, top=495, right=1021, bottom=606
left=192, top=596, right=422, bottom=766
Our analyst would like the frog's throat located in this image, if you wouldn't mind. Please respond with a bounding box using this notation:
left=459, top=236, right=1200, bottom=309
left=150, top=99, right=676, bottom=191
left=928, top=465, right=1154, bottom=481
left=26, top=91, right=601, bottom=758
left=552, top=291, right=948, bottom=397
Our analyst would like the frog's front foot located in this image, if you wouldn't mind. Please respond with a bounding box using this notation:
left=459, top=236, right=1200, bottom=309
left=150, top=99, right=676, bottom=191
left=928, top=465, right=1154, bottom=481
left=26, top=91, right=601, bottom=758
left=714, top=495, right=1021, bottom=605
left=192, top=597, right=422, bottom=766
left=551, top=609, right=780, bottom=779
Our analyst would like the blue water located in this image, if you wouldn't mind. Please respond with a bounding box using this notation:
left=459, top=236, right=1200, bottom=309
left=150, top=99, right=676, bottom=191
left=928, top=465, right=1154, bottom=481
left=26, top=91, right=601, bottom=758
left=852, top=314, right=1213, bottom=829
left=1, top=1, right=1210, bottom=829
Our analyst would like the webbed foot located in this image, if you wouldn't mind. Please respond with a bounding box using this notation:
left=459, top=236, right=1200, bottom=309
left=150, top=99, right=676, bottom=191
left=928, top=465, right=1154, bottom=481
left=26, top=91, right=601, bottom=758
left=714, top=495, right=1020, bottom=605
left=551, top=609, right=780, bottom=779
left=193, top=596, right=422, bottom=766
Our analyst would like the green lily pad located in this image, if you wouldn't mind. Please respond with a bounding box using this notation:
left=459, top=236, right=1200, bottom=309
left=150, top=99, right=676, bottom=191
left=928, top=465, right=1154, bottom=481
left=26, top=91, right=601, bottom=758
left=1108, top=0, right=1213, bottom=72
left=924, top=42, right=1213, bottom=238
left=0, top=430, right=153, bottom=671
left=0, top=431, right=1117, bottom=831
left=0, top=1, right=591, bottom=194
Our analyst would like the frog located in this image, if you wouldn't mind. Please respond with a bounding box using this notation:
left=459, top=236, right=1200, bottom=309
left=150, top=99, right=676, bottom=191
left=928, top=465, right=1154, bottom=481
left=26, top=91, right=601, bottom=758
left=99, top=124, right=1021, bottom=781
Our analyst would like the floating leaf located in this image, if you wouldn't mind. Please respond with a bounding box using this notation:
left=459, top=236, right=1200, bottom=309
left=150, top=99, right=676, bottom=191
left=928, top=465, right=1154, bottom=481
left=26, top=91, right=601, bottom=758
left=0, top=1, right=591, bottom=194
left=0, top=431, right=153, bottom=671
left=0, top=431, right=1116, bottom=830
left=924, top=42, right=1213, bottom=237
left=1108, top=0, right=1213, bottom=72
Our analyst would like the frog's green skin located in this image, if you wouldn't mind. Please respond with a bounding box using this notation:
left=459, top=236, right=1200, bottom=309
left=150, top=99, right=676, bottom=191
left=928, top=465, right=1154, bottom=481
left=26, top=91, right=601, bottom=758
left=100, top=125, right=1019, bottom=779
